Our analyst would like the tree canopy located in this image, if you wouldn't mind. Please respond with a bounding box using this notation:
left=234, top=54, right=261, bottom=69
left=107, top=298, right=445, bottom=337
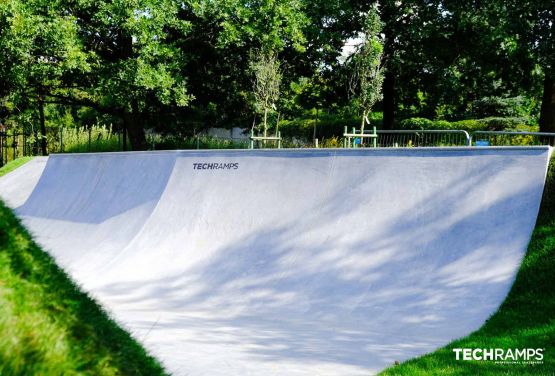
left=0, top=0, right=553, bottom=150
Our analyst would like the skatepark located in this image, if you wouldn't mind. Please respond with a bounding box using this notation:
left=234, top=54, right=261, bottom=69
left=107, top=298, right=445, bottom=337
left=0, top=147, right=551, bottom=375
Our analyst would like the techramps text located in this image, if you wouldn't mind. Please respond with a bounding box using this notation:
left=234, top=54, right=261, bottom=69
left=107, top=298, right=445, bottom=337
left=0, top=147, right=550, bottom=375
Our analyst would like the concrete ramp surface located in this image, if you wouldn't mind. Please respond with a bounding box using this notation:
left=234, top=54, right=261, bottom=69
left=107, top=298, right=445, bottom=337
left=0, top=147, right=550, bottom=375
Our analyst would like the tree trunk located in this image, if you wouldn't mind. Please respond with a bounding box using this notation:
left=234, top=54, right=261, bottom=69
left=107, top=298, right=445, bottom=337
left=539, top=74, right=555, bottom=133
left=263, top=107, right=268, bottom=147
left=122, top=121, right=127, bottom=151
left=360, top=110, right=367, bottom=145
left=313, top=107, right=318, bottom=142
left=383, top=70, right=395, bottom=129
left=38, top=95, right=47, bottom=155
left=123, top=100, right=147, bottom=151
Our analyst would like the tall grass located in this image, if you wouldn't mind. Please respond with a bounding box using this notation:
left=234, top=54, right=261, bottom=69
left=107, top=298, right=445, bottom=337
left=147, top=134, right=248, bottom=150
left=54, top=126, right=249, bottom=152
left=56, top=125, right=122, bottom=153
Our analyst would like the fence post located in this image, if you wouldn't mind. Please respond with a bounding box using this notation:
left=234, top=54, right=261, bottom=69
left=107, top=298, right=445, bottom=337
left=250, top=129, right=254, bottom=149
left=0, top=132, right=3, bottom=167
left=373, top=126, right=377, bottom=148
left=343, top=126, right=347, bottom=148
left=278, top=131, right=282, bottom=149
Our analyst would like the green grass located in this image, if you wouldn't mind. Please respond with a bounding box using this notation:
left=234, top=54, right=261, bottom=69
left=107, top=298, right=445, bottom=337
left=380, top=160, right=555, bottom=375
left=0, top=157, right=35, bottom=178
left=0, top=200, right=167, bottom=375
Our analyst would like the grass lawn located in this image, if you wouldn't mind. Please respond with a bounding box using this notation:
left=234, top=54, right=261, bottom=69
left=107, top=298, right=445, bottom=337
left=0, top=157, right=35, bottom=178
left=0, top=199, right=166, bottom=375
left=380, top=159, right=555, bottom=375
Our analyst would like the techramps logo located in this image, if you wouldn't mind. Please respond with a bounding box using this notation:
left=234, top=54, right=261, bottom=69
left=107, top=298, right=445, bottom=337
left=453, top=348, right=544, bottom=365
left=192, top=162, right=239, bottom=170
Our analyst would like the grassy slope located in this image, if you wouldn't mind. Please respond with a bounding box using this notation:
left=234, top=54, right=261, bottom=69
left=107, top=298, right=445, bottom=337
left=0, top=206, right=166, bottom=373
left=381, top=160, right=555, bottom=375
left=0, top=157, right=34, bottom=178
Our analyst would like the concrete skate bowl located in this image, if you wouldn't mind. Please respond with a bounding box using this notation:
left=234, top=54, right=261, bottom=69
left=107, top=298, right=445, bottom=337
left=0, top=147, right=550, bottom=376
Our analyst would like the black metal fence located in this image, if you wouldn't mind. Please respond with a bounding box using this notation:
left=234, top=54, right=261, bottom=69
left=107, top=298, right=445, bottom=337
left=0, top=131, right=35, bottom=167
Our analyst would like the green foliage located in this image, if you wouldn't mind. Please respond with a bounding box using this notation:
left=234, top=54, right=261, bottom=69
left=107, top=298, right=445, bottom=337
left=399, top=117, right=534, bottom=132
left=208, top=0, right=308, bottom=52
left=348, top=7, right=384, bottom=129
left=398, top=118, right=434, bottom=129
left=146, top=134, right=248, bottom=150
left=0, top=200, right=166, bottom=375
left=86, top=0, right=192, bottom=109
left=471, top=96, right=535, bottom=119
left=477, top=117, right=532, bottom=131
left=58, top=125, right=122, bottom=153
left=250, top=49, right=282, bottom=135
left=279, top=112, right=383, bottom=141
left=52, top=126, right=249, bottom=152
left=380, top=158, right=555, bottom=375
left=0, top=0, right=552, bottom=145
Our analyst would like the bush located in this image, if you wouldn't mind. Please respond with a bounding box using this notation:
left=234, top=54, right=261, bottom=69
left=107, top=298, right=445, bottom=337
left=399, top=117, right=533, bottom=132
left=451, top=119, right=483, bottom=131
left=477, top=117, right=530, bottom=131
left=470, top=96, right=531, bottom=118
left=398, top=118, right=434, bottom=129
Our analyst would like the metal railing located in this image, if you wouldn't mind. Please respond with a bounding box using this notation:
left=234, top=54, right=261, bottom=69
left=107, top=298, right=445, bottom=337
left=343, top=126, right=378, bottom=148
left=470, top=131, right=555, bottom=146
left=342, top=129, right=470, bottom=147
left=339, top=129, right=555, bottom=148
left=376, top=129, right=471, bottom=147
left=249, top=129, right=282, bottom=149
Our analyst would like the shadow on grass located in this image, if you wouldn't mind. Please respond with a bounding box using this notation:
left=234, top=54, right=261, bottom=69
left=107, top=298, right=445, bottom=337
left=0, top=200, right=167, bottom=375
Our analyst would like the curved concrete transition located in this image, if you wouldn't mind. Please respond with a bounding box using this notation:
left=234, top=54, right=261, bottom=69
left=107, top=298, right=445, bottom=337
left=0, top=147, right=551, bottom=375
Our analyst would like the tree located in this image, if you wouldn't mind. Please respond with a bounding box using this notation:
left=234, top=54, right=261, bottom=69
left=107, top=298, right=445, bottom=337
left=250, top=50, right=281, bottom=138
left=348, top=8, right=384, bottom=136
left=68, top=0, right=193, bottom=150
left=379, top=0, right=417, bottom=129
left=505, top=0, right=554, bottom=131
left=0, top=0, right=91, bottom=154
left=173, top=0, right=308, bottom=131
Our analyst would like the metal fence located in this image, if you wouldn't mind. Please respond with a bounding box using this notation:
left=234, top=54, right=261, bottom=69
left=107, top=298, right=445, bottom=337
left=342, top=129, right=471, bottom=147
left=376, top=130, right=470, bottom=147
left=341, top=129, right=555, bottom=148
left=470, top=131, right=555, bottom=146
left=0, top=131, right=35, bottom=167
